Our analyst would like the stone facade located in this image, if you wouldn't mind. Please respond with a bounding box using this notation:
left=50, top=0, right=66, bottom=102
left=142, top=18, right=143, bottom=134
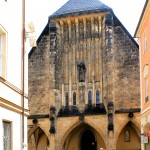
left=28, top=0, right=141, bottom=150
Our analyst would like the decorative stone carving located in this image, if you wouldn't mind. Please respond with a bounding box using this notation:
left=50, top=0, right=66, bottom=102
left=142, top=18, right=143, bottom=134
left=72, top=83, right=77, bottom=90
left=64, top=84, right=69, bottom=90
left=79, top=22, right=84, bottom=40
left=87, top=83, right=92, bottom=89
left=49, top=106, right=56, bottom=134
left=95, top=82, right=100, bottom=88
left=78, top=62, right=86, bottom=82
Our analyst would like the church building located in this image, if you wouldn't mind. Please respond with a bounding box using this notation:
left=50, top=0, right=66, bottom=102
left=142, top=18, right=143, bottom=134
left=28, top=0, right=141, bottom=149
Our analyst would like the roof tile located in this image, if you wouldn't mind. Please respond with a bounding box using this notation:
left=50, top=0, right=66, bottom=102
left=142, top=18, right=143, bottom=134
left=50, top=0, right=111, bottom=18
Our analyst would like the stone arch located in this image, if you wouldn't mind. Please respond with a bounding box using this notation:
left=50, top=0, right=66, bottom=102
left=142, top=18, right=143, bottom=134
left=28, top=125, right=49, bottom=150
left=28, top=124, right=48, bottom=139
left=116, top=119, right=140, bottom=150
left=116, top=118, right=140, bottom=142
left=60, top=119, right=106, bottom=150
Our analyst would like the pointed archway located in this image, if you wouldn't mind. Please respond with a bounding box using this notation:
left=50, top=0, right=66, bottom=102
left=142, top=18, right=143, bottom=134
left=28, top=126, right=49, bottom=150
left=81, top=130, right=96, bottom=150
left=116, top=121, right=140, bottom=150
left=61, top=122, right=106, bottom=150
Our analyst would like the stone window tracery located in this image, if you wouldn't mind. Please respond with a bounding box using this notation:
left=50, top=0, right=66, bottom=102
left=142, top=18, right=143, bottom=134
left=79, top=22, right=84, bottom=40
left=96, top=90, right=100, bottom=106
left=71, top=23, right=76, bottom=41
left=65, top=92, right=69, bottom=106
left=64, top=24, right=69, bottom=42
left=94, top=20, right=99, bottom=37
left=88, top=91, right=92, bottom=105
left=86, top=21, right=91, bottom=38
left=73, top=92, right=76, bottom=106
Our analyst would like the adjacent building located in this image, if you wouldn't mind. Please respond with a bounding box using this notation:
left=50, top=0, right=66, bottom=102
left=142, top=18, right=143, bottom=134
left=0, top=0, right=29, bottom=150
left=28, top=0, right=141, bottom=149
left=135, top=0, right=150, bottom=149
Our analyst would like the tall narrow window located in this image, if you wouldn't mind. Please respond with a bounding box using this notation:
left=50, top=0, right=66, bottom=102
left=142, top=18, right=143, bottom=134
left=73, top=92, right=76, bottom=106
left=96, top=90, right=100, bottom=106
left=145, top=75, right=149, bottom=102
left=0, top=25, right=7, bottom=78
left=143, top=30, right=147, bottom=53
left=65, top=92, right=69, bottom=106
left=88, top=91, right=92, bottom=105
left=144, top=65, right=149, bottom=103
left=3, top=121, right=11, bottom=150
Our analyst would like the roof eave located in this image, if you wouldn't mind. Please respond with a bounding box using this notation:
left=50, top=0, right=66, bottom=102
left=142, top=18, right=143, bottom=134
left=134, top=0, right=149, bottom=37
left=49, top=8, right=112, bottom=20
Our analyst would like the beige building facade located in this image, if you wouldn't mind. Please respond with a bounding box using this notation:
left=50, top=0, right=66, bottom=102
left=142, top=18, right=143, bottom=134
left=135, top=0, right=150, bottom=149
left=28, top=0, right=141, bottom=149
left=0, top=0, right=29, bottom=150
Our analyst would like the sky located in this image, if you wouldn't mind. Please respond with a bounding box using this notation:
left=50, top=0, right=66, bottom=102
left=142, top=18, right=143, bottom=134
left=26, top=0, right=146, bottom=40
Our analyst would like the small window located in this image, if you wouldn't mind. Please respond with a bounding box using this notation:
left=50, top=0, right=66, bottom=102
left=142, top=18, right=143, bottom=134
left=73, top=92, right=76, bottom=106
left=3, top=121, right=11, bottom=150
left=124, top=130, right=130, bottom=142
left=65, top=92, right=69, bottom=106
left=96, top=90, right=100, bottom=106
left=143, top=30, right=147, bottom=53
left=88, top=91, right=92, bottom=105
left=0, top=25, right=7, bottom=78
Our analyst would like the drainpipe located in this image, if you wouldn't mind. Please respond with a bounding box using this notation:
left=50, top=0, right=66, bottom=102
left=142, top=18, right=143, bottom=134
left=22, top=0, right=25, bottom=149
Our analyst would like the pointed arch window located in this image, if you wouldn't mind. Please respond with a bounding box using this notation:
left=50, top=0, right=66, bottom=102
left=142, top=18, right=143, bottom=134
left=88, top=91, right=92, bottom=105
left=96, top=90, right=100, bottom=106
left=65, top=92, right=69, bottom=106
left=73, top=92, right=76, bottom=106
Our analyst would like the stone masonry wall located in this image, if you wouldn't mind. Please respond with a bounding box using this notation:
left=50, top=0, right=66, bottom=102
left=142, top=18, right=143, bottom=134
left=113, top=26, right=140, bottom=110
left=28, top=35, right=51, bottom=115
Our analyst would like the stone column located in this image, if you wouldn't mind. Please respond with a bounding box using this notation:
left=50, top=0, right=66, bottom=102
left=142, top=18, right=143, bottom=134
left=49, top=134, right=55, bottom=150
left=105, top=13, right=115, bottom=150
left=75, top=19, right=79, bottom=41
left=83, top=18, right=86, bottom=39
left=68, top=20, right=71, bottom=41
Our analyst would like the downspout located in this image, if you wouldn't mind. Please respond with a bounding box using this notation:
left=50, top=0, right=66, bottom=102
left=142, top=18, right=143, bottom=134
left=22, top=0, right=25, bottom=149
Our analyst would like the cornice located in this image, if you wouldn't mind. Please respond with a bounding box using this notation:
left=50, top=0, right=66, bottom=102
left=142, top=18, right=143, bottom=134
left=0, top=97, right=29, bottom=116
left=0, top=76, right=28, bottom=98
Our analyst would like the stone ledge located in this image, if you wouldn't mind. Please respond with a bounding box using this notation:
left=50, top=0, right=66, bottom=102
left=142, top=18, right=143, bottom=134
left=28, top=114, right=49, bottom=119
left=115, top=108, right=140, bottom=114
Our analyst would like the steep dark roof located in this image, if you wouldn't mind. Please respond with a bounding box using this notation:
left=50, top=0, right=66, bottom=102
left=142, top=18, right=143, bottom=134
left=50, top=0, right=111, bottom=19
left=29, top=0, right=139, bottom=57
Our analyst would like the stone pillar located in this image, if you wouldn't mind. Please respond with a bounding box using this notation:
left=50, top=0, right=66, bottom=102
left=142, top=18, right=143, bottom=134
left=105, top=13, right=115, bottom=150
left=62, top=84, right=64, bottom=106
left=68, top=20, right=71, bottom=41
left=83, top=18, right=86, bottom=39
left=98, top=16, right=103, bottom=97
left=49, top=134, right=55, bottom=150
left=75, top=19, right=79, bottom=41
left=49, top=20, right=57, bottom=106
